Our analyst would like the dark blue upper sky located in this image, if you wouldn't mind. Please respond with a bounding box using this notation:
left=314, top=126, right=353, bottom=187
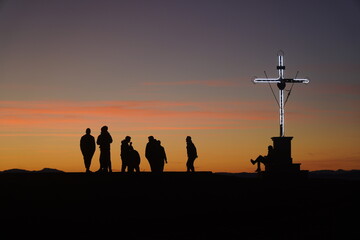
left=1, top=0, right=359, bottom=102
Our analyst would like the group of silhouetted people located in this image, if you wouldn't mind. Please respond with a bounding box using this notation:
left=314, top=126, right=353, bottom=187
left=80, top=126, right=113, bottom=173
left=120, top=136, right=141, bottom=172
left=80, top=126, right=198, bottom=173
left=145, top=136, right=167, bottom=172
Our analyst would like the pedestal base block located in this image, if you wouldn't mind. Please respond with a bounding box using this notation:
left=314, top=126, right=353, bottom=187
left=264, top=136, right=306, bottom=177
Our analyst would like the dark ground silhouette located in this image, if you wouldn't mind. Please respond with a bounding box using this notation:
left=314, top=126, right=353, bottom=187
left=0, top=172, right=359, bottom=239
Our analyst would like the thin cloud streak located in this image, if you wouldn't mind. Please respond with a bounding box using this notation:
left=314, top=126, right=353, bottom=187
left=308, top=82, right=360, bottom=95
left=0, top=133, right=79, bottom=137
left=142, top=79, right=244, bottom=87
left=0, top=100, right=277, bottom=135
left=4, top=98, right=346, bottom=137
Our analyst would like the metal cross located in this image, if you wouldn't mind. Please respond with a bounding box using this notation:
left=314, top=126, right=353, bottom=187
left=253, top=52, right=309, bottom=137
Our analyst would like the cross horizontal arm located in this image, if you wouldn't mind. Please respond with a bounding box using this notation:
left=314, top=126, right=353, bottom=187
left=253, top=78, right=280, bottom=83
left=283, top=78, right=310, bottom=84
left=253, top=78, right=310, bottom=84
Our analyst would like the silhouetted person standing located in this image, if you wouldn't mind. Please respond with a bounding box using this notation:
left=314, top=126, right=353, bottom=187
left=157, top=140, right=167, bottom=172
left=80, top=128, right=96, bottom=173
left=186, top=136, right=198, bottom=172
left=120, top=136, right=131, bottom=172
left=145, top=136, right=157, bottom=172
left=250, top=145, right=274, bottom=172
left=128, top=143, right=141, bottom=172
left=96, top=126, right=113, bottom=173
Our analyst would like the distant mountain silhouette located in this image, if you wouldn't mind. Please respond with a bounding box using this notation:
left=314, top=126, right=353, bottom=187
left=216, top=172, right=258, bottom=178
left=216, top=170, right=360, bottom=180
left=2, top=168, right=64, bottom=173
left=2, top=168, right=30, bottom=173
left=38, top=168, right=64, bottom=173
left=308, top=169, right=360, bottom=180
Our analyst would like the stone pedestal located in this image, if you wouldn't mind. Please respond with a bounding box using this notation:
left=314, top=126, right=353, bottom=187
left=265, top=136, right=302, bottom=174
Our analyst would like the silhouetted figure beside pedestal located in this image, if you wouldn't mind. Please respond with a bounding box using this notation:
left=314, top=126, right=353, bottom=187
left=267, top=137, right=300, bottom=173
left=96, top=126, right=113, bottom=173
left=250, top=145, right=274, bottom=172
left=251, top=137, right=307, bottom=178
left=80, top=128, right=96, bottom=173
left=186, top=136, right=198, bottom=172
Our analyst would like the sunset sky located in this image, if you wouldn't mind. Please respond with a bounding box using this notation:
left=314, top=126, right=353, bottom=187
left=1, top=0, right=359, bottom=172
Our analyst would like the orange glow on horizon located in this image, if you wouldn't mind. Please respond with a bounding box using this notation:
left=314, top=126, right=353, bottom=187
left=1, top=100, right=359, bottom=172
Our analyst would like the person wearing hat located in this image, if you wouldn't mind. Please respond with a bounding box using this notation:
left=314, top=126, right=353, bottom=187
left=186, top=136, right=198, bottom=172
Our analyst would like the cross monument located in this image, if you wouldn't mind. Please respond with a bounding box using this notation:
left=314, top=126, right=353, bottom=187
left=253, top=51, right=309, bottom=137
left=252, top=51, right=310, bottom=176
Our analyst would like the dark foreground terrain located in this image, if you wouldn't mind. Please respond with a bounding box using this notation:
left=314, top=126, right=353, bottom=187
left=1, top=172, right=359, bottom=239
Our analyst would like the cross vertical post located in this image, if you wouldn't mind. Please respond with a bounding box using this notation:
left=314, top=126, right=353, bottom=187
left=280, top=86, right=284, bottom=137
left=253, top=52, right=309, bottom=137
left=277, top=54, right=285, bottom=137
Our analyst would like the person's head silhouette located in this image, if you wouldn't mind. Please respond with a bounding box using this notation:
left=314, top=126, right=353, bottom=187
left=101, top=126, right=108, bottom=133
left=148, top=136, right=154, bottom=141
left=125, top=136, right=131, bottom=142
left=86, top=128, right=91, bottom=134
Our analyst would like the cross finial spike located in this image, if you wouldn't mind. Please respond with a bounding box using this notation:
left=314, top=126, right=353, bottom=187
left=277, top=51, right=285, bottom=79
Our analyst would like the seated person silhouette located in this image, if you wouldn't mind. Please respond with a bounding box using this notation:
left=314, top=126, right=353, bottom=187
left=250, top=145, right=274, bottom=172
